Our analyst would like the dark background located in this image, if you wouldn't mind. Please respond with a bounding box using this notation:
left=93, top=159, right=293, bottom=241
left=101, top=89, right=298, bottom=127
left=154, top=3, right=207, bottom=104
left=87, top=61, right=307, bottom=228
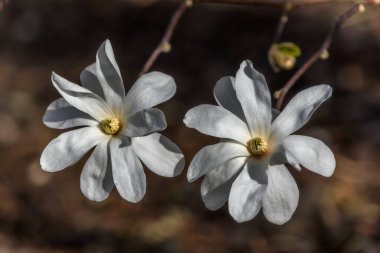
left=0, top=0, right=379, bottom=252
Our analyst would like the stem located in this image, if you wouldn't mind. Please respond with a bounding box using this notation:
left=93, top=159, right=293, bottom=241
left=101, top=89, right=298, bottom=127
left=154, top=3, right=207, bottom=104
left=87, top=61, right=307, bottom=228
left=140, top=1, right=191, bottom=75
left=275, top=2, right=374, bottom=110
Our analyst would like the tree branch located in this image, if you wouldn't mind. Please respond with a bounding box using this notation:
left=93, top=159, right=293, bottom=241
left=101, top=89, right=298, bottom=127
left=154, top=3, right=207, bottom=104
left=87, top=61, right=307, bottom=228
left=275, top=1, right=377, bottom=110
left=272, top=3, right=291, bottom=44
left=193, top=0, right=355, bottom=8
left=140, top=0, right=191, bottom=75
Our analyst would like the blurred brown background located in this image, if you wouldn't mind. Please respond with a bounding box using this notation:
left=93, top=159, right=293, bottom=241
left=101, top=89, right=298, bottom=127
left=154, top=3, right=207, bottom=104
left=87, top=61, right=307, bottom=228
left=0, top=0, right=379, bottom=252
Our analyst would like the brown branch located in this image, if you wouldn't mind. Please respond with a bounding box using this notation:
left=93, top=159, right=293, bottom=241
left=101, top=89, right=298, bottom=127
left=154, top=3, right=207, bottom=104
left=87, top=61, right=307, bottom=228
left=272, top=3, right=291, bottom=44
left=275, top=1, right=377, bottom=110
left=140, top=0, right=191, bottom=75
left=193, top=0, right=355, bottom=8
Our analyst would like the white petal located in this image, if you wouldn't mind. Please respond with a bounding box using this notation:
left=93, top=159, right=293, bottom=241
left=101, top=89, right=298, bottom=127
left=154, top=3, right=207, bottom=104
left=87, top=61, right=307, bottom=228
left=262, top=164, right=299, bottom=225
left=110, top=137, right=146, bottom=203
left=228, top=161, right=268, bottom=223
left=80, top=63, right=105, bottom=99
left=96, top=40, right=125, bottom=111
left=269, top=145, right=301, bottom=171
left=235, top=60, right=272, bottom=137
left=43, top=98, right=98, bottom=129
left=125, top=71, right=176, bottom=114
left=282, top=135, right=336, bottom=177
left=201, top=157, right=246, bottom=210
left=214, top=76, right=246, bottom=121
left=40, top=127, right=106, bottom=172
left=271, top=108, right=281, bottom=122
left=80, top=141, right=114, bottom=202
left=271, top=85, right=332, bottom=140
left=214, top=76, right=278, bottom=125
left=123, top=108, right=167, bottom=137
left=187, top=141, right=249, bottom=182
left=51, top=72, right=112, bottom=121
left=132, top=133, right=185, bottom=177
left=183, top=104, right=251, bottom=144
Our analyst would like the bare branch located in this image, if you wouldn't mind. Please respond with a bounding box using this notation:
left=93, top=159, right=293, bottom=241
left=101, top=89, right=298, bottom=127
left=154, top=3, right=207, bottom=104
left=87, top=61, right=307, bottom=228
left=275, top=1, right=378, bottom=110
left=272, top=3, right=291, bottom=44
left=140, top=0, right=191, bottom=76
left=193, top=0, right=355, bottom=8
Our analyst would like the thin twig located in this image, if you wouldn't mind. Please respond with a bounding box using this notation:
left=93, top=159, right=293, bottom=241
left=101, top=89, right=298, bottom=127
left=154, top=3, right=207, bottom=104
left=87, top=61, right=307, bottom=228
left=140, top=1, right=191, bottom=75
left=193, top=0, right=355, bottom=8
left=275, top=1, right=376, bottom=110
left=272, top=3, right=291, bottom=44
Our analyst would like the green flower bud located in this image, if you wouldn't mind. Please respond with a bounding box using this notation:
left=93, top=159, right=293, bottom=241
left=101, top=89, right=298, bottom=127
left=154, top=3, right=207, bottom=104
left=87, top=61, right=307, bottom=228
left=268, top=42, right=301, bottom=72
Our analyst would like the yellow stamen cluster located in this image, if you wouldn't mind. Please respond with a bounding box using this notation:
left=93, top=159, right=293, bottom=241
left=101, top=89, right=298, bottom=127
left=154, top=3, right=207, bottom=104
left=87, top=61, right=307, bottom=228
left=100, top=118, right=121, bottom=135
left=247, top=137, right=268, bottom=157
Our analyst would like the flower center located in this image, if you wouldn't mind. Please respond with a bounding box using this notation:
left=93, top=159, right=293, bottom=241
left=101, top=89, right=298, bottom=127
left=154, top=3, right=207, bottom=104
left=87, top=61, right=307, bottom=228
left=100, top=118, right=121, bottom=135
left=247, top=137, right=268, bottom=157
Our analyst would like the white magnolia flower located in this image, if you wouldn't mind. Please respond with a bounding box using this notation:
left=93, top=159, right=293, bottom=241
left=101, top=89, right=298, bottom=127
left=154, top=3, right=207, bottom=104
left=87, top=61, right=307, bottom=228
left=184, top=60, right=335, bottom=224
left=41, top=40, right=184, bottom=203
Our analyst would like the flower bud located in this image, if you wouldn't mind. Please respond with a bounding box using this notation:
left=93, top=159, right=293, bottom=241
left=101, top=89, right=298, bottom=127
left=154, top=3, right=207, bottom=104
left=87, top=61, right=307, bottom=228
left=268, top=42, right=301, bottom=72
left=161, top=42, right=171, bottom=53
left=320, top=49, right=329, bottom=60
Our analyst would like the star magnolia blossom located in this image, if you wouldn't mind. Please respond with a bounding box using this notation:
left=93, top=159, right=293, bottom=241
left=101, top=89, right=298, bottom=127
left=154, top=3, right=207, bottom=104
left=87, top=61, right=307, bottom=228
left=41, top=40, right=184, bottom=203
left=184, top=60, right=335, bottom=224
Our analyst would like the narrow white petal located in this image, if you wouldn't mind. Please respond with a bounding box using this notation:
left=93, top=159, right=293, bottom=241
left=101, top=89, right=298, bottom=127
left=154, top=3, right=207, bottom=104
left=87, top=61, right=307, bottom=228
left=228, top=161, right=268, bottom=223
left=123, top=108, right=167, bottom=137
left=269, top=145, right=301, bottom=171
left=132, top=133, right=185, bottom=177
left=80, top=141, right=114, bottom=202
left=213, top=78, right=284, bottom=125
left=80, top=63, right=105, bottom=99
left=235, top=60, right=272, bottom=137
left=262, top=164, right=299, bottom=225
left=43, top=98, right=98, bottom=129
left=183, top=104, right=251, bottom=144
left=51, top=72, right=112, bottom=121
left=271, top=85, right=332, bottom=140
left=125, top=71, right=176, bottom=114
left=282, top=135, right=336, bottom=177
left=214, top=76, right=246, bottom=121
left=187, top=141, right=249, bottom=182
left=40, top=127, right=106, bottom=172
left=201, top=157, right=246, bottom=210
left=96, top=40, right=125, bottom=111
left=271, top=108, right=281, bottom=122
left=110, top=137, right=146, bottom=203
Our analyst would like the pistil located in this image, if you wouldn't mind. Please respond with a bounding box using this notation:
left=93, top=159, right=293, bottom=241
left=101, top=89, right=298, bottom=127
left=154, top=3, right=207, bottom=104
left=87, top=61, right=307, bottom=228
left=247, top=137, right=268, bottom=157
left=100, top=118, right=121, bottom=135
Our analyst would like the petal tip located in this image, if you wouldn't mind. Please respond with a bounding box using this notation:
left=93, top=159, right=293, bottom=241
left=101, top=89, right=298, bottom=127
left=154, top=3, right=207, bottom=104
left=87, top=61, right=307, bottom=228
left=268, top=218, right=290, bottom=225
left=186, top=170, right=197, bottom=182
left=183, top=114, right=190, bottom=127
left=104, top=39, right=113, bottom=51
left=172, top=156, right=186, bottom=177
left=229, top=211, right=250, bottom=223
left=318, top=84, right=333, bottom=97
left=81, top=190, right=109, bottom=202
left=51, top=71, right=59, bottom=80
left=40, top=159, right=52, bottom=173
left=322, top=165, right=335, bottom=177
left=240, top=59, right=252, bottom=67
